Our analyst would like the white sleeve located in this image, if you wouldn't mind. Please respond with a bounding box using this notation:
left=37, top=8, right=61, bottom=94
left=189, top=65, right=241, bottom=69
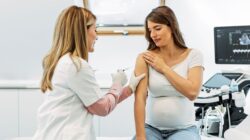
left=67, top=66, right=102, bottom=107
left=188, top=49, right=204, bottom=69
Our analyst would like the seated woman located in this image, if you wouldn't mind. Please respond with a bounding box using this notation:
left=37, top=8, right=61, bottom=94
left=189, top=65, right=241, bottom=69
left=133, top=6, right=204, bottom=140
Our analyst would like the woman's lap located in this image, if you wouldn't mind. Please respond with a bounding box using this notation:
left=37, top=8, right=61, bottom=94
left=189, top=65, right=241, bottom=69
left=168, top=126, right=201, bottom=140
left=132, top=124, right=200, bottom=140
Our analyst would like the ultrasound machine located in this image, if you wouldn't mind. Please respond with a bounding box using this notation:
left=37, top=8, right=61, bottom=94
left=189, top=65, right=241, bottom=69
left=195, top=25, right=250, bottom=138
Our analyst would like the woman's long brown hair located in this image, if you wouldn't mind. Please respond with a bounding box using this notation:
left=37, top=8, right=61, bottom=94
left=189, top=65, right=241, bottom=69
left=145, top=6, right=187, bottom=50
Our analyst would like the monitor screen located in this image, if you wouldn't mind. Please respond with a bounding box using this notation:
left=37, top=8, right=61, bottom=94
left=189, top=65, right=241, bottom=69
left=214, top=25, right=250, bottom=64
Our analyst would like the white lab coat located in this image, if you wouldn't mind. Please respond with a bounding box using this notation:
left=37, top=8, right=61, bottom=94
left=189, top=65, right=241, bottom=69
left=33, top=53, right=103, bottom=140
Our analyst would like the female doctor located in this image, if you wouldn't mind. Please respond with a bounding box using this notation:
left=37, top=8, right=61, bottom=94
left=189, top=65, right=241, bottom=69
left=32, top=5, right=145, bottom=140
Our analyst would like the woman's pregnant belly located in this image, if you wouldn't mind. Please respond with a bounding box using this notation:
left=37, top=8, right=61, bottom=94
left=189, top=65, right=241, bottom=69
left=146, top=96, right=195, bottom=130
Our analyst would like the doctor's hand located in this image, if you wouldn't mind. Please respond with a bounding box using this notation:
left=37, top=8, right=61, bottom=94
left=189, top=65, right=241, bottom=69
left=129, top=73, right=146, bottom=93
left=111, top=69, right=128, bottom=86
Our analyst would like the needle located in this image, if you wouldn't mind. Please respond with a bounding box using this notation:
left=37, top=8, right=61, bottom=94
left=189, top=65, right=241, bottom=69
left=122, top=67, right=131, bottom=72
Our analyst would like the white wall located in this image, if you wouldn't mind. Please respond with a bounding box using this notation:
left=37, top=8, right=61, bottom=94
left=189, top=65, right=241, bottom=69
left=0, top=0, right=147, bottom=82
left=89, top=36, right=147, bottom=86
left=2, top=0, right=249, bottom=82
left=167, top=0, right=250, bottom=81
left=88, top=0, right=250, bottom=83
left=0, top=0, right=73, bottom=80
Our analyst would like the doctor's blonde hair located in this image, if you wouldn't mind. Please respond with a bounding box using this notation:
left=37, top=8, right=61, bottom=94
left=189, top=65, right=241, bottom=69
left=41, top=6, right=96, bottom=93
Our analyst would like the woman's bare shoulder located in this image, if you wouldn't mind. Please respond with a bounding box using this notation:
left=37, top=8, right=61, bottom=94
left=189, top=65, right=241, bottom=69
left=135, top=52, right=148, bottom=73
left=136, top=53, right=144, bottom=61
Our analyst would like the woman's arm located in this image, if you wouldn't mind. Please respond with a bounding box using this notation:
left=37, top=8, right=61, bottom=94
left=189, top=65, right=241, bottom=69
left=118, top=73, right=146, bottom=103
left=87, top=86, right=132, bottom=116
left=134, top=54, right=148, bottom=140
left=118, top=86, right=132, bottom=103
left=86, top=93, right=118, bottom=116
left=87, top=73, right=146, bottom=115
left=68, top=61, right=145, bottom=116
left=86, top=83, right=121, bottom=116
left=162, top=66, right=203, bottom=100
left=143, top=51, right=203, bottom=101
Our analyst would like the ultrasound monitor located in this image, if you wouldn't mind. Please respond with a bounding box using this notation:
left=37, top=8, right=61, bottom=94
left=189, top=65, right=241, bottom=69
left=214, top=25, right=250, bottom=64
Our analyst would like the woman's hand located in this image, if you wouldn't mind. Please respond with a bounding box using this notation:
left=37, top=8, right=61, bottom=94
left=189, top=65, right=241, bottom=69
left=142, top=51, right=169, bottom=74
